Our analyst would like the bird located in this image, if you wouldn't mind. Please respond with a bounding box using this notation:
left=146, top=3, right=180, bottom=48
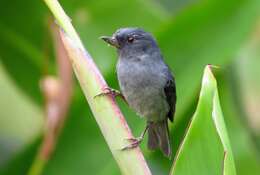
left=99, top=27, right=176, bottom=157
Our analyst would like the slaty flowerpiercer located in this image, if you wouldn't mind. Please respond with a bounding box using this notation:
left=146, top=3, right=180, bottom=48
left=99, top=28, right=176, bottom=157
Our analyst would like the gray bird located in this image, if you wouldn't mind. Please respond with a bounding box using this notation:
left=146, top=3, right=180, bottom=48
left=100, top=28, right=176, bottom=157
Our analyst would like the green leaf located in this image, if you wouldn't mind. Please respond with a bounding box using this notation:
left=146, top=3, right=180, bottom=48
left=170, top=66, right=236, bottom=175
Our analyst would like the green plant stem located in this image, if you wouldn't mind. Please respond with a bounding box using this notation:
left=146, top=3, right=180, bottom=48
left=44, top=0, right=83, bottom=50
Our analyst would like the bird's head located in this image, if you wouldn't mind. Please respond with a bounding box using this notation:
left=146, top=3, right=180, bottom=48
left=100, top=28, right=158, bottom=55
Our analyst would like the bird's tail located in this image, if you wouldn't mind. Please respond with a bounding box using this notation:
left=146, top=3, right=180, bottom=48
left=147, top=120, right=171, bottom=157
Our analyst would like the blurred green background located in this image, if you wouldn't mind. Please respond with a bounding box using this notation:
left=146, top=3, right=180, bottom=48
left=0, top=0, right=260, bottom=174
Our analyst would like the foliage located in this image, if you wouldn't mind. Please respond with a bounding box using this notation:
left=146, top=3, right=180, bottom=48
left=0, top=0, right=259, bottom=175
left=171, top=66, right=236, bottom=175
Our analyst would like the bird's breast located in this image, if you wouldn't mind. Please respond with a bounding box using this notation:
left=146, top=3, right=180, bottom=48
left=116, top=58, right=169, bottom=121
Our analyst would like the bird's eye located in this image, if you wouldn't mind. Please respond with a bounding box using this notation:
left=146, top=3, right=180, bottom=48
left=127, top=36, right=134, bottom=43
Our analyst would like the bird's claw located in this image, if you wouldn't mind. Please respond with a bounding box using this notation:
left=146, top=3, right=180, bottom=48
left=125, top=137, right=142, bottom=142
left=122, top=137, right=143, bottom=150
left=94, top=87, right=121, bottom=98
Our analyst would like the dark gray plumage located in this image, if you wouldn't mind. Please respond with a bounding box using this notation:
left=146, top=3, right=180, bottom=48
left=101, top=27, right=176, bottom=157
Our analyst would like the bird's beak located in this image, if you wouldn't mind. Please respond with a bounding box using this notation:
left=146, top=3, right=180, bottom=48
left=100, top=36, right=120, bottom=48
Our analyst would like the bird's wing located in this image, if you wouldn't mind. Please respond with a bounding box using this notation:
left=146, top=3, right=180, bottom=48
left=164, top=71, right=176, bottom=122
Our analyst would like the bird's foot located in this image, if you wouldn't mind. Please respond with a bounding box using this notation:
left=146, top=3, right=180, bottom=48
left=94, top=86, right=124, bottom=99
left=121, top=124, right=149, bottom=150
left=122, top=137, right=143, bottom=150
